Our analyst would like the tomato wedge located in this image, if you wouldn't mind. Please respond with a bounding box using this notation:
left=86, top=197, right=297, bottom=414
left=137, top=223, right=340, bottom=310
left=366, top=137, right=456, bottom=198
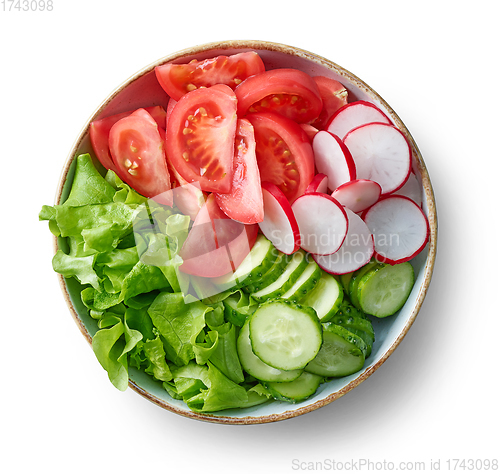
left=155, top=52, right=265, bottom=101
left=235, top=68, right=323, bottom=124
left=215, top=119, right=264, bottom=224
left=90, top=105, right=167, bottom=173
left=165, top=84, right=237, bottom=194
left=179, top=194, right=259, bottom=277
left=108, top=108, right=172, bottom=205
left=311, top=76, right=348, bottom=130
left=246, top=112, right=315, bottom=203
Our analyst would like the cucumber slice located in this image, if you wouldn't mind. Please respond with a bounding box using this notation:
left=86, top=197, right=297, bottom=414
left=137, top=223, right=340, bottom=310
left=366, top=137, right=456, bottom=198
left=243, top=251, right=289, bottom=294
left=300, top=272, right=344, bottom=322
left=222, top=292, right=258, bottom=327
left=249, top=300, right=322, bottom=371
left=357, top=261, right=415, bottom=317
left=281, top=260, right=322, bottom=303
left=237, top=320, right=303, bottom=382
left=305, top=323, right=366, bottom=377
left=213, top=234, right=278, bottom=291
left=348, top=260, right=384, bottom=309
left=340, top=272, right=353, bottom=294
left=264, top=371, right=323, bottom=403
left=330, top=301, right=374, bottom=357
left=250, top=250, right=308, bottom=302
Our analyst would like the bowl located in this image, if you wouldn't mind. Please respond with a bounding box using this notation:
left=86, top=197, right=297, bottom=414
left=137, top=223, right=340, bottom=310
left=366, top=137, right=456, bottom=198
left=54, top=40, right=437, bottom=424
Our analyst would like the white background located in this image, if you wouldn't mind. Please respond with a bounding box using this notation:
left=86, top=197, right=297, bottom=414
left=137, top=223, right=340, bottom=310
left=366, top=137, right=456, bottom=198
left=2, top=1, right=499, bottom=472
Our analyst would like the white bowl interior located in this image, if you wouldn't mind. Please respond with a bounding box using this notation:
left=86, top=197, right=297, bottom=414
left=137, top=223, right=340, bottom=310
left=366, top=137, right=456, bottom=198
left=57, top=41, right=436, bottom=424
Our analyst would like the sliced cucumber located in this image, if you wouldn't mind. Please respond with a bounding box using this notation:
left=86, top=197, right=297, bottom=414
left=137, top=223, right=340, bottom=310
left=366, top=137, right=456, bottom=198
left=357, top=261, right=415, bottom=317
left=340, top=272, right=353, bottom=294
left=329, top=301, right=374, bottom=357
left=305, top=323, right=366, bottom=377
left=300, top=272, right=344, bottom=322
left=250, top=249, right=308, bottom=302
left=213, top=234, right=278, bottom=291
left=281, top=260, right=322, bottom=303
left=249, top=300, right=322, bottom=371
left=222, top=292, right=258, bottom=327
left=264, top=371, right=323, bottom=403
left=237, top=320, right=303, bottom=382
left=243, top=251, right=289, bottom=294
left=348, top=260, right=384, bottom=309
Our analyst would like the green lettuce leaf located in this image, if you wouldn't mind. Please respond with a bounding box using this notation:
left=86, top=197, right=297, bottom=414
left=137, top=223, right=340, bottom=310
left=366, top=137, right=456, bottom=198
left=148, top=292, right=210, bottom=366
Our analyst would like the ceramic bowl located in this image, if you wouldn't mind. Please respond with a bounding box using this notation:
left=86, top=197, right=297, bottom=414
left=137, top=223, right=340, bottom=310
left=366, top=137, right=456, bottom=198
left=54, top=40, right=437, bottom=424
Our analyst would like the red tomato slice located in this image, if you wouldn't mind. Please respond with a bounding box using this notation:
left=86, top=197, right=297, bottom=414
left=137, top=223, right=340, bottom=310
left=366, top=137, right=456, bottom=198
left=311, top=76, right=348, bottom=130
left=215, top=119, right=264, bottom=224
left=108, top=108, right=172, bottom=205
left=155, top=52, right=265, bottom=101
left=90, top=106, right=167, bottom=173
left=179, top=194, right=258, bottom=277
left=246, top=112, right=315, bottom=203
left=165, top=84, right=237, bottom=194
left=235, top=68, right=323, bottom=124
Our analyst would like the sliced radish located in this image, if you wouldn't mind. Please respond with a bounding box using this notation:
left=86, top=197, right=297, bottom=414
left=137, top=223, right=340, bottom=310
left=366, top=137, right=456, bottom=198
left=312, top=131, right=356, bottom=191
left=343, top=122, right=411, bottom=195
left=392, top=171, right=422, bottom=207
left=331, top=179, right=381, bottom=213
left=259, top=182, right=300, bottom=254
left=292, top=193, right=348, bottom=256
left=362, top=195, right=429, bottom=264
left=313, top=208, right=374, bottom=274
left=305, top=173, right=329, bottom=194
left=326, top=100, right=391, bottom=140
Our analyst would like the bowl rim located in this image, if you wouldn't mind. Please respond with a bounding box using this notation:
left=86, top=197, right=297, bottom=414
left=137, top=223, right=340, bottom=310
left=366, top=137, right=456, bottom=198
left=53, top=39, right=438, bottom=425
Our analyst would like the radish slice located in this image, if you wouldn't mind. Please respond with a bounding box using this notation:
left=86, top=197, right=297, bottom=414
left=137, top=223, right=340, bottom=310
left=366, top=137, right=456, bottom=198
left=313, top=208, right=374, bottom=274
left=343, top=122, right=411, bottom=195
left=305, top=173, right=329, bottom=194
left=312, top=131, right=356, bottom=191
left=292, top=193, right=348, bottom=255
left=259, top=182, right=300, bottom=254
left=326, top=100, right=391, bottom=140
left=392, top=171, right=422, bottom=207
left=362, top=195, right=429, bottom=264
left=331, top=179, right=381, bottom=213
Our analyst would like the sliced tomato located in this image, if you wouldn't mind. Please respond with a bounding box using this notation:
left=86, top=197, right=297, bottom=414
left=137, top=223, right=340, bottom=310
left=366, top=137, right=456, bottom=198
left=165, top=84, right=237, bottom=194
left=179, top=194, right=259, bottom=277
left=108, top=108, right=172, bottom=205
left=215, top=119, right=264, bottom=224
left=235, top=68, right=323, bottom=124
left=90, top=105, right=167, bottom=173
left=311, top=76, right=348, bottom=130
left=246, top=112, right=315, bottom=203
left=155, top=52, right=265, bottom=101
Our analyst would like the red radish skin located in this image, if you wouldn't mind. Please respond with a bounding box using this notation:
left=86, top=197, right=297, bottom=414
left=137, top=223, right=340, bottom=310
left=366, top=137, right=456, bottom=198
left=313, top=208, right=374, bottom=275
left=313, top=131, right=356, bottom=191
left=292, top=192, right=348, bottom=256
left=259, top=182, right=301, bottom=255
left=305, top=173, right=329, bottom=194
left=362, top=195, right=429, bottom=264
left=343, top=122, right=411, bottom=195
left=331, top=179, right=381, bottom=213
left=326, top=100, right=391, bottom=140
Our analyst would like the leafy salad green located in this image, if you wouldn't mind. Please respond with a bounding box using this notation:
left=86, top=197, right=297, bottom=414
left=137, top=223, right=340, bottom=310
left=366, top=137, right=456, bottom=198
left=40, top=153, right=273, bottom=412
